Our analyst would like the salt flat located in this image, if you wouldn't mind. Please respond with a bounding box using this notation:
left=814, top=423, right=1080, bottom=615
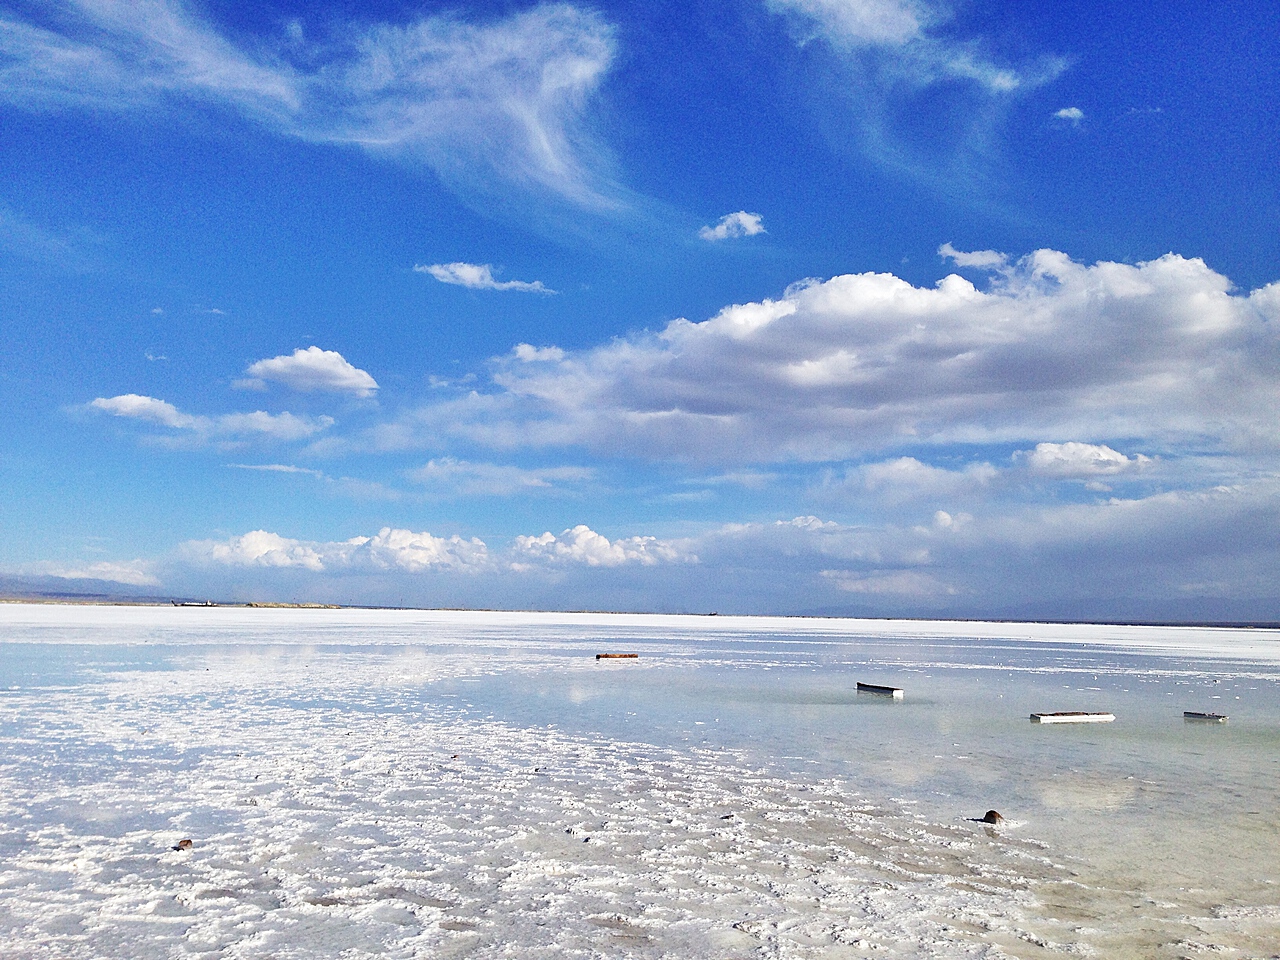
left=1, top=605, right=1277, bottom=958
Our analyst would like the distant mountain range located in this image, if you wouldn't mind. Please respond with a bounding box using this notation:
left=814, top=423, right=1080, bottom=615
left=0, top=573, right=182, bottom=605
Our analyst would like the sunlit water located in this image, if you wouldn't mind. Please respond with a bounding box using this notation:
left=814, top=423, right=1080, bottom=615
left=1, top=605, right=1277, bottom=958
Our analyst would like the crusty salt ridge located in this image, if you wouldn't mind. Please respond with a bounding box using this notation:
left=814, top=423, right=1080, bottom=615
left=1, top=651, right=1079, bottom=959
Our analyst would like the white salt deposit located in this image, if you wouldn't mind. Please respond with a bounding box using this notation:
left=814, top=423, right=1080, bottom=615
left=1, top=605, right=1277, bottom=958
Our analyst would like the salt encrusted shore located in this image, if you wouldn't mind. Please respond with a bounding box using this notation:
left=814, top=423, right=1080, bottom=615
left=0, top=651, right=1078, bottom=959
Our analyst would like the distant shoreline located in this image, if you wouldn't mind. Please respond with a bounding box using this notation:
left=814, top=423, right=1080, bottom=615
left=3, top=594, right=1278, bottom=630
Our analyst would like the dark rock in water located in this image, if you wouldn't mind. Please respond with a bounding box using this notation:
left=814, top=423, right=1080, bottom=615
left=980, top=810, right=1004, bottom=824
left=173, top=839, right=193, bottom=851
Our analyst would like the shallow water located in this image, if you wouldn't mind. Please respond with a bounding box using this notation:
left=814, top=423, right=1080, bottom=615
left=1, top=605, right=1277, bottom=958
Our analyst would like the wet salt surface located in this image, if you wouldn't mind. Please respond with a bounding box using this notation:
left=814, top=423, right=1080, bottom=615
left=1, top=606, right=1278, bottom=959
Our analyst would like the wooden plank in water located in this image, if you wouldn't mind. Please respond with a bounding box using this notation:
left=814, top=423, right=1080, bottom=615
left=1184, top=711, right=1228, bottom=723
left=1030, top=711, right=1115, bottom=724
left=595, top=653, right=639, bottom=660
left=856, top=682, right=904, bottom=699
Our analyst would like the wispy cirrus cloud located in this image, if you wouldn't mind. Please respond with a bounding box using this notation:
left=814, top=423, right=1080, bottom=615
left=409, top=457, right=593, bottom=497
left=90, top=394, right=332, bottom=441
left=416, top=262, right=554, bottom=293
left=765, top=0, right=1067, bottom=191
left=0, top=1, right=619, bottom=209
left=766, top=0, right=1055, bottom=94
left=236, top=347, right=378, bottom=398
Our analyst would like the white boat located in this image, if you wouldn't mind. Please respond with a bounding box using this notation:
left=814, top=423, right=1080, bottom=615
left=857, top=682, right=904, bottom=699
left=1030, top=711, right=1115, bottom=724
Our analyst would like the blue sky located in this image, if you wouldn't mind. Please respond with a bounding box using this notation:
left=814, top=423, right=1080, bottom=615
left=2, top=0, right=1279, bottom=618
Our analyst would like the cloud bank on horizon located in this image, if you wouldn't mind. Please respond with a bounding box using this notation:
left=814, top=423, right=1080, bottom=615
left=4, top=0, right=1279, bottom=619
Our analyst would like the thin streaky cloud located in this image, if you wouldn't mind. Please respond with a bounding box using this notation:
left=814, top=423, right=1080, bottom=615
left=416, top=262, right=555, bottom=293
left=228, top=463, right=326, bottom=478
left=89, top=394, right=333, bottom=441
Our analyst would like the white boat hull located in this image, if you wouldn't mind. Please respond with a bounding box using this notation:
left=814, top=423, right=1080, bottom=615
left=1030, top=712, right=1115, bottom=724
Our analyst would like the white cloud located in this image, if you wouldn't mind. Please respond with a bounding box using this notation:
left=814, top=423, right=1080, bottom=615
left=1055, top=106, right=1084, bottom=123
left=409, top=457, right=593, bottom=497
left=1018, top=442, right=1150, bottom=478
left=770, top=0, right=926, bottom=46
left=514, top=344, right=567, bottom=362
left=512, top=525, right=696, bottom=567
left=699, top=211, right=766, bottom=242
left=390, top=250, right=1280, bottom=465
left=938, top=242, right=1008, bottom=270
left=90, top=394, right=333, bottom=440
left=35, top=559, right=159, bottom=587
left=240, top=347, right=378, bottom=397
left=356, top=528, right=490, bottom=573
left=228, top=463, right=325, bottom=477
left=0, top=2, right=618, bottom=208
left=416, top=263, right=554, bottom=293
left=90, top=394, right=196, bottom=429
left=849, top=457, right=998, bottom=504
left=200, top=530, right=328, bottom=571
left=184, top=523, right=691, bottom=576
left=160, top=474, right=1280, bottom=615
left=766, top=0, right=1040, bottom=93
left=185, top=527, right=489, bottom=573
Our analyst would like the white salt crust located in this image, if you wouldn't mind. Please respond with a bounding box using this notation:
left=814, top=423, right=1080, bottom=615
left=1, top=655, right=1080, bottom=960
left=1, top=607, right=1277, bottom=958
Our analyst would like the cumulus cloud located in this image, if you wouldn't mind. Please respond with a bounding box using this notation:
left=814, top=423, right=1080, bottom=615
left=409, top=458, right=593, bottom=497
left=1017, top=442, right=1150, bottom=478
left=1055, top=106, right=1084, bottom=123
left=512, top=525, right=695, bottom=567
left=845, top=457, right=997, bottom=504
left=239, top=347, right=378, bottom=397
left=387, top=250, right=1280, bottom=465
left=90, top=394, right=332, bottom=440
left=416, top=263, right=554, bottom=293
left=0, top=1, right=618, bottom=208
left=699, top=211, right=766, bottom=242
left=184, top=522, right=691, bottom=576
left=186, top=527, right=489, bottom=573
